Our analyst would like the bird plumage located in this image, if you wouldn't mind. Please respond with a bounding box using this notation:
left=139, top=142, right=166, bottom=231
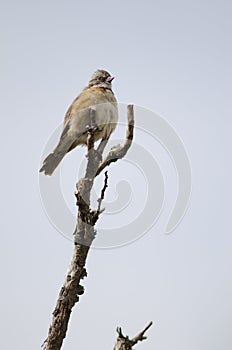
left=40, top=70, right=118, bottom=175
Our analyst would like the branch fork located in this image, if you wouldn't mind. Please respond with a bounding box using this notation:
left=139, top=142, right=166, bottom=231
left=114, top=322, right=153, bottom=350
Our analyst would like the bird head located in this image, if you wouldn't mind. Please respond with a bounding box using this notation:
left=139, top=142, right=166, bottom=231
left=88, top=69, right=115, bottom=89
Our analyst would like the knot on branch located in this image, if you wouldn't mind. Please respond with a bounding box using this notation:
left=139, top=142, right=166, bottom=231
left=75, top=179, right=92, bottom=210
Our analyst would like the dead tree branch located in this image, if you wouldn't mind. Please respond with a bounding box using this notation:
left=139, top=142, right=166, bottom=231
left=114, top=322, right=153, bottom=350
left=43, top=106, right=134, bottom=350
left=97, top=171, right=108, bottom=213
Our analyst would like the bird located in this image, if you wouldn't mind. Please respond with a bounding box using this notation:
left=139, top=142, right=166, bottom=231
left=40, top=69, right=118, bottom=175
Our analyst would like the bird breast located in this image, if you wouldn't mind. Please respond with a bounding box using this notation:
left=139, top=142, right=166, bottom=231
left=67, top=88, right=118, bottom=143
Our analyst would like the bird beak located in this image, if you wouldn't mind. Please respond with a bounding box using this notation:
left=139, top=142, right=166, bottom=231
left=106, top=76, right=115, bottom=83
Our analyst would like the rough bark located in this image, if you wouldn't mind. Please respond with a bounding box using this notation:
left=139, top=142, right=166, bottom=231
left=43, top=105, right=134, bottom=350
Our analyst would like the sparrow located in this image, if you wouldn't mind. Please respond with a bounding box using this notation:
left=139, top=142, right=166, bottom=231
left=40, top=69, right=118, bottom=175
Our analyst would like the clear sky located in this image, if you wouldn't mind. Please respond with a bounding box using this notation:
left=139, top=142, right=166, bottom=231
left=1, top=0, right=232, bottom=349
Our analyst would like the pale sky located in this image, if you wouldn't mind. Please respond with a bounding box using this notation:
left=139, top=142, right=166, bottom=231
left=1, top=0, right=232, bottom=349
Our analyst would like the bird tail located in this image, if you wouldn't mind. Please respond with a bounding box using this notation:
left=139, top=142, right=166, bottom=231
left=40, top=131, right=75, bottom=176
left=39, top=149, right=67, bottom=175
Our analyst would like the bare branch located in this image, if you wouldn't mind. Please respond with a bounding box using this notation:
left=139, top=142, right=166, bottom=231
left=43, top=108, right=105, bottom=350
left=96, top=104, right=134, bottom=176
left=97, top=171, right=108, bottom=213
left=114, top=322, right=153, bottom=350
left=131, top=321, right=153, bottom=346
